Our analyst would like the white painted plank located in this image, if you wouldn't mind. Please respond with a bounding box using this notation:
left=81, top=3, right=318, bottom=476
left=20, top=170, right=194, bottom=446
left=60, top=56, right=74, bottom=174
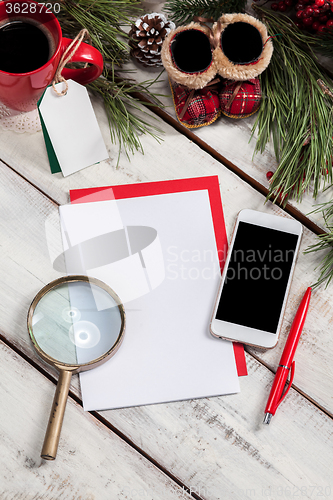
left=1, top=97, right=333, bottom=498
left=0, top=71, right=330, bottom=232
left=0, top=112, right=332, bottom=413
left=103, top=353, right=333, bottom=499
left=0, top=339, right=191, bottom=499
left=0, top=116, right=332, bottom=410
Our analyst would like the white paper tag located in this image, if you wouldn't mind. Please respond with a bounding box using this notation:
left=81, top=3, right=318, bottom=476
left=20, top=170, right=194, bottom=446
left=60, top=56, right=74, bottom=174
left=38, top=80, right=109, bottom=177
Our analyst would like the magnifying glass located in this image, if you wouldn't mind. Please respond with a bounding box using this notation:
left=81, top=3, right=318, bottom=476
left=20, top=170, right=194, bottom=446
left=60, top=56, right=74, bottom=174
left=27, top=275, right=125, bottom=460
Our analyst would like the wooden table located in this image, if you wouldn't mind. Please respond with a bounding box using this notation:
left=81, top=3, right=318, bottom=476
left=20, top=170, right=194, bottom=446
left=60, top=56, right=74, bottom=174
left=1, top=7, right=333, bottom=497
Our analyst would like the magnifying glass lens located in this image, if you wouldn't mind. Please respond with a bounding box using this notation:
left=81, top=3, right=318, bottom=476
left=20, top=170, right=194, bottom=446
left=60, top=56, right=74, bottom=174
left=28, top=276, right=125, bottom=460
left=31, top=281, right=122, bottom=365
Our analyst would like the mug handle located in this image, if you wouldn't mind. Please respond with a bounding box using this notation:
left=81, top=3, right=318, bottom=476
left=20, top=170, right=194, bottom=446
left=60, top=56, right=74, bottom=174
left=60, top=37, right=103, bottom=85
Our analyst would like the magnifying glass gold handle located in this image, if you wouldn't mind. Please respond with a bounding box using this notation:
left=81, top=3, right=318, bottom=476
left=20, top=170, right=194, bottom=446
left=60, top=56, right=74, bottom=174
left=41, top=369, right=72, bottom=460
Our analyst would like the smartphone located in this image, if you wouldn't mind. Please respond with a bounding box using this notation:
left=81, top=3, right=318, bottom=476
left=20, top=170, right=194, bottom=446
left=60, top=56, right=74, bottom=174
left=210, top=209, right=303, bottom=348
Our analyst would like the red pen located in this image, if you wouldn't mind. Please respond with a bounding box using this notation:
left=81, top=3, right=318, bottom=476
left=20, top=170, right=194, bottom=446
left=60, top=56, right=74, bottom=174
left=263, top=287, right=312, bottom=424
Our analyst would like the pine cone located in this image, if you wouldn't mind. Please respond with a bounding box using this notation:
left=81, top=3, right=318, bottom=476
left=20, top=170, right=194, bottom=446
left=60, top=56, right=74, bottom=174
left=129, top=13, right=175, bottom=67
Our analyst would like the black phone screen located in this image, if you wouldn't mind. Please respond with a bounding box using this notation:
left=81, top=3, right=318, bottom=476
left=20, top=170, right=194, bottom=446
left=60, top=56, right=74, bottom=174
left=215, top=222, right=299, bottom=334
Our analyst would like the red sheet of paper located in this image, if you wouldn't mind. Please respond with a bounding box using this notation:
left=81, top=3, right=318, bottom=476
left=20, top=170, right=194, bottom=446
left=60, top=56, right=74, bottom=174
left=70, top=175, right=247, bottom=376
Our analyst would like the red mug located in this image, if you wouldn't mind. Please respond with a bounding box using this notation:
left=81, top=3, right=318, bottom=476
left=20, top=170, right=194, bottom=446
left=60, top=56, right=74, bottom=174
left=0, top=0, right=103, bottom=112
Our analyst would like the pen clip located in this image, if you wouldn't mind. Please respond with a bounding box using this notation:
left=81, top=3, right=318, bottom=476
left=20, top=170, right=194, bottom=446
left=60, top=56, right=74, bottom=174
left=276, top=361, right=296, bottom=410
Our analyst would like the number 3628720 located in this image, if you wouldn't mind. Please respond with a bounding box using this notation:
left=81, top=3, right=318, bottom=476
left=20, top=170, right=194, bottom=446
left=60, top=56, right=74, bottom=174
left=5, top=3, right=61, bottom=14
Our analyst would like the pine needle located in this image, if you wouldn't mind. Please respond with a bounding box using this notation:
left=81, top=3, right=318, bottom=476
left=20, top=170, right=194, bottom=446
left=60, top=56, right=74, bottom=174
left=89, top=76, right=164, bottom=164
left=164, top=0, right=246, bottom=24
left=59, top=0, right=140, bottom=64
left=304, top=202, right=333, bottom=288
left=252, top=5, right=333, bottom=206
left=305, top=231, right=333, bottom=289
left=309, top=29, right=333, bottom=59
left=50, top=0, right=165, bottom=163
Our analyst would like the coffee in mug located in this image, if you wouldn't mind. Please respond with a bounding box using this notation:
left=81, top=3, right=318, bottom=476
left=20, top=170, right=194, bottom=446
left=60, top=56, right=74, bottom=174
left=0, top=20, right=51, bottom=73
left=0, top=0, right=103, bottom=112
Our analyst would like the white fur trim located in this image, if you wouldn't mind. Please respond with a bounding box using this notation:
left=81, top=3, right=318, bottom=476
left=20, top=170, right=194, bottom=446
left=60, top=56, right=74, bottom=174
left=213, top=13, right=273, bottom=81
left=161, top=23, right=217, bottom=90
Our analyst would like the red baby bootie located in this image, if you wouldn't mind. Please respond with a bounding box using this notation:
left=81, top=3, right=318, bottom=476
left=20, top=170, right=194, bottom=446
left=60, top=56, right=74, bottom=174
left=212, top=13, right=272, bottom=118
left=169, top=78, right=221, bottom=128
left=213, top=13, right=273, bottom=82
left=161, top=23, right=221, bottom=128
left=219, top=78, right=262, bottom=119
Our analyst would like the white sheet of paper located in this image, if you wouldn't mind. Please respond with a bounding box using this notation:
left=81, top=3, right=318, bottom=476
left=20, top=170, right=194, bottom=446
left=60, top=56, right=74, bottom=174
left=39, top=80, right=109, bottom=176
left=59, top=190, right=240, bottom=410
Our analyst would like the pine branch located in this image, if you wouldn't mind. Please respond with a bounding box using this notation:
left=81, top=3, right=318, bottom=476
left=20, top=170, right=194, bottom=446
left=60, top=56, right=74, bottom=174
left=88, top=75, right=165, bottom=164
left=304, top=202, right=333, bottom=288
left=305, top=231, right=333, bottom=289
left=252, top=5, right=333, bottom=206
left=310, top=29, right=333, bottom=59
left=50, top=0, right=165, bottom=162
left=164, top=0, right=246, bottom=24
left=59, top=0, right=141, bottom=64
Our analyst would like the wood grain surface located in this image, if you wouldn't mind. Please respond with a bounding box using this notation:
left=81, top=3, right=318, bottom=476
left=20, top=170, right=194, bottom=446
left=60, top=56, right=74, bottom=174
left=0, top=95, right=333, bottom=498
left=1, top=5, right=333, bottom=496
left=0, top=340, right=192, bottom=499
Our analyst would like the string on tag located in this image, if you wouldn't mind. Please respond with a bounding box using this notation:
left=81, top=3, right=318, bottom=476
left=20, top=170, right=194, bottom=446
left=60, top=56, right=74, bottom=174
left=52, top=29, right=91, bottom=96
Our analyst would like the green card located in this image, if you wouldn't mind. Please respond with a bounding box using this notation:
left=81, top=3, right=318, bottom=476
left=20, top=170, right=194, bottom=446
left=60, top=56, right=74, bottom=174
left=37, top=80, right=109, bottom=177
left=37, top=89, right=61, bottom=174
